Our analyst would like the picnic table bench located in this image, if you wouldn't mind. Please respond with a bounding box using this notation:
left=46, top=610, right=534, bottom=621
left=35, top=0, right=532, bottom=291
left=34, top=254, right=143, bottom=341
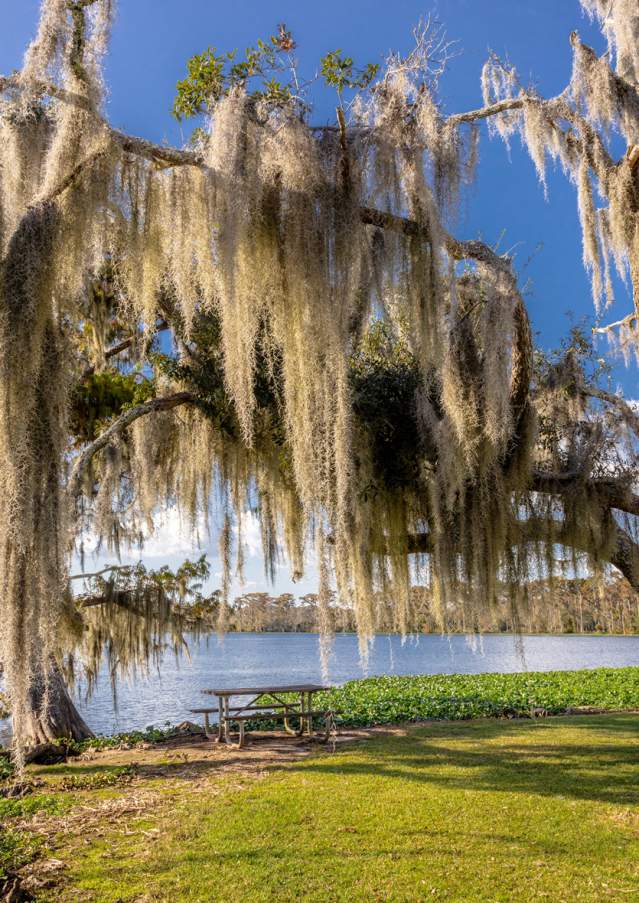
left=190, top=683, right=332, bottom=748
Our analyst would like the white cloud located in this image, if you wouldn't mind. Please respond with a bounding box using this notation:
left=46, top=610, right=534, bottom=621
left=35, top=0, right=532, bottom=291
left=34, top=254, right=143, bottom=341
left=78, top=506, right=208, bottom=565
left=240, top=510, right=263, bottom=556
left=140, top=508, right=208, bottom=558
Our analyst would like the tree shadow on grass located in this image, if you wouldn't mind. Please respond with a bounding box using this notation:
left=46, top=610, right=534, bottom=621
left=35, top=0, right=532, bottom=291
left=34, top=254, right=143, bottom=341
left=29, top=749, right=307, bottom=782
left=27, top=714, right=639, bottom=800
left=286, top=715, right=639, bottom=806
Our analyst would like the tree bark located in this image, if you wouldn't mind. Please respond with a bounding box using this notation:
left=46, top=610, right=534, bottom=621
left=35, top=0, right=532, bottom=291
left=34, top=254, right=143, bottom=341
left=22, top=657, right=94, bottom=746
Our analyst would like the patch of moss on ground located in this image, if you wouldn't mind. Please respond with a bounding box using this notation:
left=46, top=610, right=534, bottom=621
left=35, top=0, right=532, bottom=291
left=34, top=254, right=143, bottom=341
left=0, top=793, right=69, bottom=883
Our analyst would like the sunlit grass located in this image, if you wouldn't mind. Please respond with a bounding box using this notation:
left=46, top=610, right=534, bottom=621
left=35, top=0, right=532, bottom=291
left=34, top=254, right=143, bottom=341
left=49, top=714, right=639, bottom=902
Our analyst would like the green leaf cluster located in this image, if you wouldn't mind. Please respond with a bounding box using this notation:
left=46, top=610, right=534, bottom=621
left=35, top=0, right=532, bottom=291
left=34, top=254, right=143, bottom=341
left=173, top=27, right=380, bottom=120
left=320, top=50, right=379, bottom=96
left=172, top=35, right=293, bottom=120
left=71, top=371, right=155, bottom=443
left=350, top=321, right=424, bottom=491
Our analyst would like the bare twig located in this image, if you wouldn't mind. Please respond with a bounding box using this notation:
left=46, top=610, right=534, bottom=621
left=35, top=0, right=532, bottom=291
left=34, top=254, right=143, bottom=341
left=69, top=564, right=131, bottom=581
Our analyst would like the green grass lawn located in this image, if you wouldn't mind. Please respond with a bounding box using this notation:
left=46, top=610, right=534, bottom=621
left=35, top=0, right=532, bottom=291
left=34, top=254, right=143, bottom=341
left=48, top=714, right=639, bottom=903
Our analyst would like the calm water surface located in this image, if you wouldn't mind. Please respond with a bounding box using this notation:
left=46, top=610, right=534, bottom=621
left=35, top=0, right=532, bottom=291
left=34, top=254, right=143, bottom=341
left=64, top=632, right=639, bottom=736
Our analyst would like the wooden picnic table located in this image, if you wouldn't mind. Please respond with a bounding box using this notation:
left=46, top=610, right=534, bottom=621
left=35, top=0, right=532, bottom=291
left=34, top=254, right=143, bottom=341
left=190, top=683, right=332, bottom=748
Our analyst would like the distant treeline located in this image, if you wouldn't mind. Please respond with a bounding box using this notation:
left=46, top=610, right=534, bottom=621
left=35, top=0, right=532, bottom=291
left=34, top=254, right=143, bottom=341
left=181, top=575, right=639, bottom=635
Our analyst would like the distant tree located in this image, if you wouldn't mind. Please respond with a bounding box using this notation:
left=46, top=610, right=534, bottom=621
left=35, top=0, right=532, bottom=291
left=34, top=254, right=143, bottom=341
left=0, top=0, right=638, bottom=755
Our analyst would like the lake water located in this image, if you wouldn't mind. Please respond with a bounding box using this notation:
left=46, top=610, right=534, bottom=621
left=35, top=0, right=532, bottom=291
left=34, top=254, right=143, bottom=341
left=2, top=632, right=639, bottom=741
left=64, top=632, right=639, bottom=736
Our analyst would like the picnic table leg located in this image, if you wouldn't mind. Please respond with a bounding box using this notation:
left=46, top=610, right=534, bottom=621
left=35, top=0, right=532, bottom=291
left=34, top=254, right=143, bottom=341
left=216, top=696, right=224, bottom=743
left=283, top=708, right=300, bottom=735
left=223, top=697, right=231, bottom=744
left=296, top=705, right=305, bottom=737
left=306, top=692, right=313, bottom=737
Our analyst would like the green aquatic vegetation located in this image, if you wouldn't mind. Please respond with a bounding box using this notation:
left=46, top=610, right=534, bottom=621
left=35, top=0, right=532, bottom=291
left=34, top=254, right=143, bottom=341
left=233, top=667, right=639, bottom=731
left=317, top=667, right=639, bottom=726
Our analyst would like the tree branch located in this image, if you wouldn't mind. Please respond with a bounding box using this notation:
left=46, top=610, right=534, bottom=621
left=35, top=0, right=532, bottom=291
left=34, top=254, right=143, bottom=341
left=448, top=96, right=525, bottom=125
left=0, top=73, right=94, bottom=111
left=530, top=469, right=639, bottom=517
left=69, top=564, right=131, bottom=581
left=80, top=319, right=169, bottom=380
left=67, top=391, right=195, bottom=498
left=113, top=130, right=203, bottom=168
left=406, top=514, right=639, bottom=591
left=609, top=523, right=639, bottom=592
left=580, top=386, right=639, bottom=438
left=32, top=147, right=108, bottom=207
left=359, top=206, right=514, bottom=273
left=593, top=311, right=637, bottom=337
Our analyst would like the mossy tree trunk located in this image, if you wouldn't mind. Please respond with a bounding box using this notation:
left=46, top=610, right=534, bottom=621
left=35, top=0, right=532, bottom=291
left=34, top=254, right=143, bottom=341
left=22, top=656, right=94, bottom=745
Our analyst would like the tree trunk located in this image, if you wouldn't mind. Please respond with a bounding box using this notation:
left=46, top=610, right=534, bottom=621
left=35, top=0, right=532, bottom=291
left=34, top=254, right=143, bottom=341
left=21, top=656, right=94, bottom=746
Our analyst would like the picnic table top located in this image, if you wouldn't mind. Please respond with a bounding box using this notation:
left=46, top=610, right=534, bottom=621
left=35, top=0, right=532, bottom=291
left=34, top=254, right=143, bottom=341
left=202, top=683, right=331, bottom=696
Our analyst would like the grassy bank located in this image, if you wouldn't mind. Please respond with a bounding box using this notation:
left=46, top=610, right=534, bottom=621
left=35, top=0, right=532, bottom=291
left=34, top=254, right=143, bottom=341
left=3, top=714, right=637, bottom=902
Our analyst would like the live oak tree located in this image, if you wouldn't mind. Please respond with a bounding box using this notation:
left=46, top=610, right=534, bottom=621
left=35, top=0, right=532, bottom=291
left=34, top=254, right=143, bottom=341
left=0, top=0, right=638, bottom=755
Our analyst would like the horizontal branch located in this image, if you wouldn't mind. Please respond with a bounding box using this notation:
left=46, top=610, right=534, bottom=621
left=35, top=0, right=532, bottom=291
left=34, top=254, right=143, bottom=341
left=81, top=319, right=169, bottom=380
left=69, top=564, right=132, bottom=581
left=359, top=206, right=513, bottom=272
left=407, top=514, right=639, bottom=591
left=593, top=311, right=637, bottom=336
left=0, top=73, right=94, bottom=111
left=33, top=147, right=109, bottom=207
left=448, top=96, right=525, bottom=125
left=78, top=590, right=162, bottom=612
left=67, top=391, right=195, bottom=498
left=530, top=469, right=639, bottom=517
left=581, top=386, right=639, bottom=438
left=113, top=129, right=204, bottom=168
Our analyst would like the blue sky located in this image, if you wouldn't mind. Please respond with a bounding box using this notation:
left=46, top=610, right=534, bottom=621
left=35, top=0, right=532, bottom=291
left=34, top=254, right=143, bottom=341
left=2, top=1, right=636, bottom=595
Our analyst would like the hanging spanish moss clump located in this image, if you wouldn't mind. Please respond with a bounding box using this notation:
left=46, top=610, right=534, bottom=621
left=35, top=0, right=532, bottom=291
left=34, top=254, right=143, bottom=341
left=482, top=1, right=639, bottom=320
left=580, top=0, right=639, bottom=87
